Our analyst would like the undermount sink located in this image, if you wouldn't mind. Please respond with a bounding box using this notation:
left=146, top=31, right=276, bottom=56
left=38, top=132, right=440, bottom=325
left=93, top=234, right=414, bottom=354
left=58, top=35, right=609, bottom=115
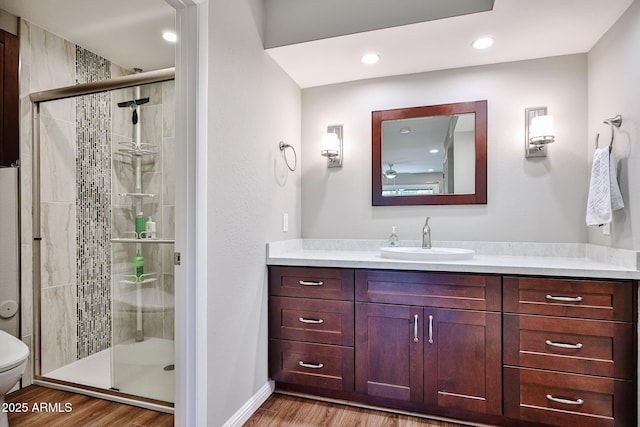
left=380, top=246, right=475, bottom=261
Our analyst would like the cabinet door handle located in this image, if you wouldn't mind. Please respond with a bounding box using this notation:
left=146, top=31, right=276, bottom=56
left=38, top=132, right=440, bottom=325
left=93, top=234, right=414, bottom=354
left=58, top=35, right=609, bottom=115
left=413, top=314, right=419, bottom=342
left=298, top=280, right=324, bottom=286
left=545, top=339, right=583, bottom=350
left=298, top=317, right=324, bottom=324
left=545, top=294, right=583, bottom=303
left=546, top=394, right=584, bottom=406
left=428, top=315, right=434, bottom=344
left=298, top=361, right=324, bottom=369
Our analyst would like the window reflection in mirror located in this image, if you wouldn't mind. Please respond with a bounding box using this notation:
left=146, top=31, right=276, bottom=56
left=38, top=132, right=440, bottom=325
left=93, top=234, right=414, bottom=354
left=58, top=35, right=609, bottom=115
left=372, top=100, right=487, bottom=206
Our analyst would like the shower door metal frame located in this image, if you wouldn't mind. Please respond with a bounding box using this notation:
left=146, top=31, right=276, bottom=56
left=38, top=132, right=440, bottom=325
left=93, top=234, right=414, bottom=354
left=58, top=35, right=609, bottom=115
left=30, top=67, right=175, bottom=411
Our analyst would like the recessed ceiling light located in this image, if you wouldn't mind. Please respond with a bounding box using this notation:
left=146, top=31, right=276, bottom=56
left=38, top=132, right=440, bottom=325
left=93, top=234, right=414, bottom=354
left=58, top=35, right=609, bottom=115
left=427, top=169, right=435, bottom=172
left=472, top=37, right=494, bottom=50
left=429, top=149, right=439, bottom=153
left=361, top=53, right=380, bottom=64
left=163, top=31, right=177, bottom=43
left=399, top=127, right=411, bottom=134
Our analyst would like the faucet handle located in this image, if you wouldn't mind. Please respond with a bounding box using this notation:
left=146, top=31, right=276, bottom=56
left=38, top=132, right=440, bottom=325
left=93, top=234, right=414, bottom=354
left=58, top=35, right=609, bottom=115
left=424, top=216, right=430, bottom=226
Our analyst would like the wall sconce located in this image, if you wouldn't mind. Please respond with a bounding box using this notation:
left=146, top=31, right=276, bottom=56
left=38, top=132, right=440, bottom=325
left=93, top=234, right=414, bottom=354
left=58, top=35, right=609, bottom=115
left=320, top=124, right=343, bottom=167
left=525, top=106, right=555, bottom=158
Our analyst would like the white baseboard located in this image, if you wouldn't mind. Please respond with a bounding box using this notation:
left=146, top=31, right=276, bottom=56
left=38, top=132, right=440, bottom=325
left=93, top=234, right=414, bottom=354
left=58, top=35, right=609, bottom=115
left=222, top=380, right=274, bottom=427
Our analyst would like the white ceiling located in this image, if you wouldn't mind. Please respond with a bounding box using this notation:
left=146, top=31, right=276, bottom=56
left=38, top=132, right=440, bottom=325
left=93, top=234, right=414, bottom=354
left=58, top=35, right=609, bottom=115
left=267, top=0, right=634, bottom=88
left=0, top=0, right=633, bottom=87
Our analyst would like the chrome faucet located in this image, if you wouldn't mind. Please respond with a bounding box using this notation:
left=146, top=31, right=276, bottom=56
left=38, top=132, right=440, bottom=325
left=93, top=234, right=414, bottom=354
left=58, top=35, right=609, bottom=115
left=422, top=217, right=431, bottom=249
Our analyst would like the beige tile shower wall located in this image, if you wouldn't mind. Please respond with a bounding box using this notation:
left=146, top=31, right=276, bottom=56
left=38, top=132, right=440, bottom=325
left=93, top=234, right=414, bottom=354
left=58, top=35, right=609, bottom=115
left=19, top=20, right=78, bottom=381
left=39, top=96, right=78, bottom=375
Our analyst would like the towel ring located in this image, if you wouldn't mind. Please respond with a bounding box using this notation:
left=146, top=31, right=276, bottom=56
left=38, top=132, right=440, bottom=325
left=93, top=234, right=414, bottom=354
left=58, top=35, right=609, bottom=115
left=279, top=141, right=297, bottom=172
left=595, top=114, right=622, bottom=153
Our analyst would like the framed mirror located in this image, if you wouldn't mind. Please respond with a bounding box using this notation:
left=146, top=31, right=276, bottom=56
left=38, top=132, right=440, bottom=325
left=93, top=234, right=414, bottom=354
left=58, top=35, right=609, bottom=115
left=372, top=100, right=487, bottom=206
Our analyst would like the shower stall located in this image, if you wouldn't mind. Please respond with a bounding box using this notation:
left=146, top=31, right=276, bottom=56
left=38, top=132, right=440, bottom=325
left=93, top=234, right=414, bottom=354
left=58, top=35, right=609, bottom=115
left=31, top=68, right=176, bottom=410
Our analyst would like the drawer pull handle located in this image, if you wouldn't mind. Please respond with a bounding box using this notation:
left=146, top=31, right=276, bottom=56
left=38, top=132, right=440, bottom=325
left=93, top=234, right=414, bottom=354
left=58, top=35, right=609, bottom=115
left=298, top=317, right=324, bottom=324
left=545, top=339, right=583, bottom=350
left=299, top=280, right=324, bottom=286
left=428, top=315, right=434, bottom=344
left=546, top=394, right=584, bottom=406
left=545, top=294, right=583, bottom=303
left=413, top=314, right=419, bottom=343
left=298, top=361, right=324, bottom=369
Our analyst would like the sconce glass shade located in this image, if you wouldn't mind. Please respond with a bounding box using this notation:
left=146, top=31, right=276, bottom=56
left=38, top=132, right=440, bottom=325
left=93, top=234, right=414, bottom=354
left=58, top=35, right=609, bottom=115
left=529, top=115, right=555, bottom=145
left=321, top=125, right=343, bottom=167
left=321, top=132, right=340, bottom=157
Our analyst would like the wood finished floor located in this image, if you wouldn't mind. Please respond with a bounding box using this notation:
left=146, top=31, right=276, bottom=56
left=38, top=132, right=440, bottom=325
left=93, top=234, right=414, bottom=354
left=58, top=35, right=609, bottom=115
left=244, top=394, right=471, bottom=427
left=6, top=385, right=173, bottom=427
left=7, top=386, right=471, bottom=426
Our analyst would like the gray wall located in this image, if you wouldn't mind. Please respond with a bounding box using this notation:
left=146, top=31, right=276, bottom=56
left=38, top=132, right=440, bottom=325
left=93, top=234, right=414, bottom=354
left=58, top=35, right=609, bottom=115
left=0, top=168, right=19, bottom=338
left=586, top=3, right=640, bottom=417
left=206, top=1, right=301, bottom=425
left=301, top=54, right=589, bottom=243
left=587, top=0, right=640, bottom=251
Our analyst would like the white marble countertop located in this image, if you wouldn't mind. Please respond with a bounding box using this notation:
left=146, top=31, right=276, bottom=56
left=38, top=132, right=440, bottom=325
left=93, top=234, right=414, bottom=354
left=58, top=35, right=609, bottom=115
left=266, top=239, right=640, bottom=280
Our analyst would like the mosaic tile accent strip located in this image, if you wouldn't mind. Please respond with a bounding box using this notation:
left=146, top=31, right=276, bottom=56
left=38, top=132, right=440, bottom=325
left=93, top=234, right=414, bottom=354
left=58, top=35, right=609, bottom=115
left=76, top=46, right=112, bottom=359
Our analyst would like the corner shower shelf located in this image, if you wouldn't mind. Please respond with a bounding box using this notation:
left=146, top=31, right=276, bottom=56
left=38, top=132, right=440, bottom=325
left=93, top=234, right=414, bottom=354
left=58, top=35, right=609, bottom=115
left=117, top=141, right=158, bottom=156
left=118, top=192, right=157, bottom=198
left=113, top=288, right=175, bottom=311
left=120, top=273, right=158, bottom=285
left=111, top=238, right=175, bottom=244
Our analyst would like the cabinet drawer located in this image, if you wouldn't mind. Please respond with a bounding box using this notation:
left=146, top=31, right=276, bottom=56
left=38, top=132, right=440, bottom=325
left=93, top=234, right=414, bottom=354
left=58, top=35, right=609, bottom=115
left=504, top=314, right=633, bottom=380
left=356, top=270, right=501, bottom=311
left=504, top=367, right=635, bottom=427
left=503, top=276, right=633, bottom=321
left=269, top=296, right=354, bottom=346
left=269, top=339, right=354, bottom=392
left=269, top=266, right=354, bottom=300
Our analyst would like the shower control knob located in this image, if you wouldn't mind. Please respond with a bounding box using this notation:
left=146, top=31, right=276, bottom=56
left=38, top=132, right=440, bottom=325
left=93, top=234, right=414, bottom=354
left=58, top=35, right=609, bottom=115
left=0, top=300, right=18, bottom=319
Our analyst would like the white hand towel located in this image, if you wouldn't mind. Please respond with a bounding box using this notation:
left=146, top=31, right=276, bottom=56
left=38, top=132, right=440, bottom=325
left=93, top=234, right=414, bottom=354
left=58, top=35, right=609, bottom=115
left=586, top=147, right=624, bottom=226
left=609, top=149, right=624, bottom=212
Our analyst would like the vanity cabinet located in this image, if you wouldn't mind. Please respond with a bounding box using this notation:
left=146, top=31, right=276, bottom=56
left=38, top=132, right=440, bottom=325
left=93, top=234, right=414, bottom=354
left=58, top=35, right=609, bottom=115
left=355, top=270, right=502, bottom=416
left=268, top=266, right=355, bottom=392
left=268, top=267, right=637, bottom=427
left=503, top=276, right=636, bottom=427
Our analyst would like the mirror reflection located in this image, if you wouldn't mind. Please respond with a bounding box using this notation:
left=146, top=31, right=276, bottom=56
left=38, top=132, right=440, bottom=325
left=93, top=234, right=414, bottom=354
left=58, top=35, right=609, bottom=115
left=381, top=113, right=476, bottom=197
left=372, top=100, right=487, bottom=206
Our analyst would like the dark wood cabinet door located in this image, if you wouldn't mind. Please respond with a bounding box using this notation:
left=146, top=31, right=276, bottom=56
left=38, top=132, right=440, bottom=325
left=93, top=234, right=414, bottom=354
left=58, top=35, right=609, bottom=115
left=355, top=303, right=423, bottom=403
left=0, top=29, right=19, bottom=167
left=423, top=308, right=502, bottom=416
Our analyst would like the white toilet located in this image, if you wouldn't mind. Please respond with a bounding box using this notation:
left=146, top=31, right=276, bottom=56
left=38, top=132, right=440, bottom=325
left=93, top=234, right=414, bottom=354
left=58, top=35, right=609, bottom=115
left=0, top=330, right=29, bottom=427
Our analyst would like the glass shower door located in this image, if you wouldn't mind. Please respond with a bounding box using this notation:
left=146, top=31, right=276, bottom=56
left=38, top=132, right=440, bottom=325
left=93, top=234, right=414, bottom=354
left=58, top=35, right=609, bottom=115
left=110, top=81, right=175, bottom=403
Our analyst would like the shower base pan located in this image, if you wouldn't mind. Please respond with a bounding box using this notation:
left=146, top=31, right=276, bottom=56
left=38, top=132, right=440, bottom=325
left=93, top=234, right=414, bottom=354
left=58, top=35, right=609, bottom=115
left=40, top=337, right=174, bottom=410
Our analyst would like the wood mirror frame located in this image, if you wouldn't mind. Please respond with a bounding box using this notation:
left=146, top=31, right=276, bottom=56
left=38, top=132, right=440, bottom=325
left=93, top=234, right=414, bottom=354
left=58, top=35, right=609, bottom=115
left=372, top=100, right=487, bottom=206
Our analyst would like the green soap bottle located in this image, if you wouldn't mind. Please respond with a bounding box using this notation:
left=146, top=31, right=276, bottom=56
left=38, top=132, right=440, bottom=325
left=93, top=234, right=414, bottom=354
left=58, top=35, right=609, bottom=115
left=135, top=211, right=144, bottom=238
left=132, top=249, right=144, bottom=281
